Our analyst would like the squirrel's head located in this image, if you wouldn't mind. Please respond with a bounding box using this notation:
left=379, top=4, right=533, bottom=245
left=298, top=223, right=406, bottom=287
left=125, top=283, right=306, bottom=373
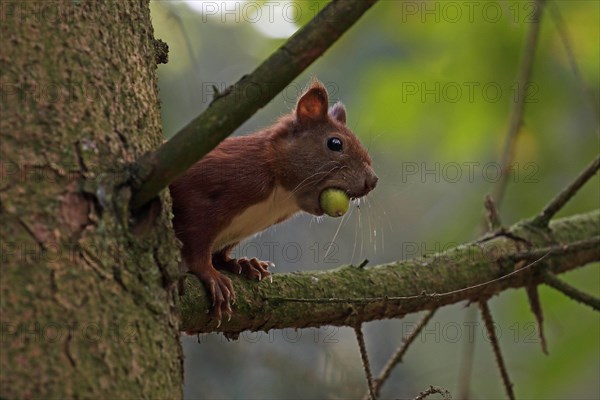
left=273, top=80, right=378, bottom=216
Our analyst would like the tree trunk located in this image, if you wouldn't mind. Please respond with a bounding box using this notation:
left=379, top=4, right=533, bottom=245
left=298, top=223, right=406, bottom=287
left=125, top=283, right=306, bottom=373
left=1, top=1, right=183, bottom=398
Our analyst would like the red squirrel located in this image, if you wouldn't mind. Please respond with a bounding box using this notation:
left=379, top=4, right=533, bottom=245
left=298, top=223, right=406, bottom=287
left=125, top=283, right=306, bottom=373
left=169, top=80, right=378, bottom=320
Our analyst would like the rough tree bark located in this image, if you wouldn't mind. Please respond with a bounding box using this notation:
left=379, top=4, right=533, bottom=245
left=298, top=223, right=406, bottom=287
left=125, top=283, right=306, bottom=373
left=1, top=2, right=182, bottom=398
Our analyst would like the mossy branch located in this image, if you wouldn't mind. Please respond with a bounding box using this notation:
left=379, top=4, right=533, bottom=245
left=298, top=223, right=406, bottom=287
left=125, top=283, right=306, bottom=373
left=130, top=0, right=378, bottom=209
left=180, top=210, right=600, bottom=335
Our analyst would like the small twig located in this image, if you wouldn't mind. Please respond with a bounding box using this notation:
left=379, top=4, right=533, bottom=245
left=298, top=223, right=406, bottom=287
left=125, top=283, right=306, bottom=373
left=547, top=1, right=600, bottom=125
left=509, top=236, right=599, bottom=261
left=542, top=270, right=600, bottom=312
left=476, top=224, right=533, bottom=247
left=525, top=284, right=548, bottom=354
left=412, top=385, right=453, bottom=400
left=456, top=306, right=477, bottom=400
left=354, top=325, right=376, bottom=400
left=366, top=309, right=437, bottom=399
left=479, top=301, right=515, bottom=400
left=484, top=195, right=503, bottom=231
left=493, top=0, right=545, bottom=210
left=531, top=155, right=600, bottom=227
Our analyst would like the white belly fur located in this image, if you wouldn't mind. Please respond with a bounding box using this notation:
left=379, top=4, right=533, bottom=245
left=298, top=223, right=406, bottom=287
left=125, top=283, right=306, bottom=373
left=213, top=186, right=300, bottom=251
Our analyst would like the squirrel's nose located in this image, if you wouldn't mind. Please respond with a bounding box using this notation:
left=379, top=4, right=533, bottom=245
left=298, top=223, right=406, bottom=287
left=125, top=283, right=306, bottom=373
left=364, top=171, right=378, bottom=193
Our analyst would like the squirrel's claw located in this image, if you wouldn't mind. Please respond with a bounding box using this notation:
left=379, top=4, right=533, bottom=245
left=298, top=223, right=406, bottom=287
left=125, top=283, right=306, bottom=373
left=192, top=268, right=234, bottom=329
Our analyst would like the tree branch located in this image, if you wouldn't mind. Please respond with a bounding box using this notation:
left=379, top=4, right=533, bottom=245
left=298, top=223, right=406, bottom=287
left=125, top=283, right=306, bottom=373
left=130, top=0, right=379, bottom=209
left=479, top=301, right=515, bottom=400
left=180, top=210, right=600, bottom=334
left=525, top=284, right=548, bottom=354
left=368, top=309, right=438, bottom=399
left=413, top=385, right=453, bottom=400
left=354, top=325, right=375, bottom=400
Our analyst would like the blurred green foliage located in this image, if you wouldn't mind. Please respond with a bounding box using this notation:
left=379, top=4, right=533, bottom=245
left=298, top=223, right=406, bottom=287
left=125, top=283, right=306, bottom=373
left=151, top=1, right=599, bottom=398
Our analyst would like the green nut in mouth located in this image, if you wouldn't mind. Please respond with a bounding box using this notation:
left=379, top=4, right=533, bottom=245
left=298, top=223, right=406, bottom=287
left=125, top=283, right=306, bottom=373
left=319, top=188, right=350, bottom=217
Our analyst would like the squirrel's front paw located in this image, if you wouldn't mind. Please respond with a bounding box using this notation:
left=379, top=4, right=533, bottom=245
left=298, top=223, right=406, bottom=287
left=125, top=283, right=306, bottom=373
left=191, top=269, right=234, bottom=325
left=237, top=257, right=273, bottom=281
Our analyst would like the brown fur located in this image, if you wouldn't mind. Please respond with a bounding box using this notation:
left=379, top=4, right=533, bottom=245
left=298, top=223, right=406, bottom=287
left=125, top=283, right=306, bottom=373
left=169, top=80, right=377, bottom=320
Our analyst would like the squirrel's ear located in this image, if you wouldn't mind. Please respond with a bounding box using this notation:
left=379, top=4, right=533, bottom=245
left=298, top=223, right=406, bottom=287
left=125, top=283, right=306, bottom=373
left=296, top=81, right=328, bottom=124
left=329, top=102, right=346, bottom=125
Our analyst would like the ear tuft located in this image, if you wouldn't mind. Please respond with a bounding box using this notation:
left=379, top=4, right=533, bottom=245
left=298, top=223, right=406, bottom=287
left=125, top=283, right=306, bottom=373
left=296, top=80, right=329, bottom=124
left=329, top=102, right=347, bottom=124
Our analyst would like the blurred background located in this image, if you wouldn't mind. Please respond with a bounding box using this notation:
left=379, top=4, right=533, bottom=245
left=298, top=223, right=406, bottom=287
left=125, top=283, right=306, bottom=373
left=150, top=1, right=599, bottom=398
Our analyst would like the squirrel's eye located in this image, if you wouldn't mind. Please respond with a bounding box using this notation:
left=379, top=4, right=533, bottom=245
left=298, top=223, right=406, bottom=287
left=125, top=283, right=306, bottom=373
left=327, top=137, right=343, bottom=152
